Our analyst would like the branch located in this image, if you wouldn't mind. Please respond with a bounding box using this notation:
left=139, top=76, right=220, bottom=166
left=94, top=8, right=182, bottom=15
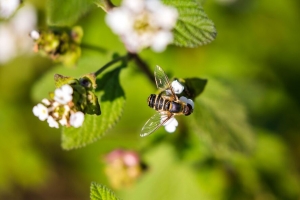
left=128, top=53, right=155, bottom=84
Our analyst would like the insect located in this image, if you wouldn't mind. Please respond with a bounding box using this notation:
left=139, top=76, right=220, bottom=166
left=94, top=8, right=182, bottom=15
left=140, top=65, right=193, bottom=137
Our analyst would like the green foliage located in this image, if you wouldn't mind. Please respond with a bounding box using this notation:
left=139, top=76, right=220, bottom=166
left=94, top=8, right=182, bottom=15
left=190, top=79, right=255, bottom=154
left=62, top=66, right=126, bottom=150
left=177, top=77, right=207, bottom=99
left=95, top=0, right=115, bottom=12
left=90, top=182, right=120, bottom=200
left=47, top=0, right=95, bottom=26
left=162, top=0, right=217, bottom=47
left=31, top=55, right=126, bottom=150
left=120, top=144, right=212, bottom=199
left=54, top=73, right=101, bottom=115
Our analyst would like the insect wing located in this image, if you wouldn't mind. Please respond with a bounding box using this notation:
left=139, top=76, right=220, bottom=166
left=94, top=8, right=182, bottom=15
left=154, top=66, right=178, bottom=100
left=140, top=112, right=173, bottom=137
left=154, top=66, right=171, bottom=90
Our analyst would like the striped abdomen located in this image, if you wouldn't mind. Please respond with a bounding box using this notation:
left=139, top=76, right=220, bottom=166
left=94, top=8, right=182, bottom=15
left=147, top=94, right=184, bottom=114
left=147, top=94, right=170, bottom=111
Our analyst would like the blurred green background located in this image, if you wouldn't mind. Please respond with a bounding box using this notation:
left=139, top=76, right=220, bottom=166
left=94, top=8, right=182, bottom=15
left=1, top=0, right=300, bottom=199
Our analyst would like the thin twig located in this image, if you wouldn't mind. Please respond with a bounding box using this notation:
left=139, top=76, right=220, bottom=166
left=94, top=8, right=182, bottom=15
left=80, top=43, right=107, bottom=54
left=94, top=54, right=128, bottom=76
left=129, top=53, right=155, bottom=84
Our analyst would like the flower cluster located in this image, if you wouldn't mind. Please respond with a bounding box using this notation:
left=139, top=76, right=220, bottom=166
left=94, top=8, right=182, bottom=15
left=0, top=3, right=36, bottom=64
left=104, top=149, right=145, bottom=189
left=0, top=0, right=21, bottom=19
left=33, top=84, right=84, bottom=128
left=29, top=26, right=83, bottom=66
left=106, top=0, right=178, bottom=53
left=163, top=80, right=194, bottom=133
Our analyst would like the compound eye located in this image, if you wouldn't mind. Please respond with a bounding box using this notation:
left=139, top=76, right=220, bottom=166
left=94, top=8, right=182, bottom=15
left=184, top=104, right=193, bottom=116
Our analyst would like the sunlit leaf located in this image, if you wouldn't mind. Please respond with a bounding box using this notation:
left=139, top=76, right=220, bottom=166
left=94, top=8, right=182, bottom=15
left=62, top=66, right=126, bottom=150
left=47, top=0, right=95, bottom=26
left=162, top=0, right=217, bottom=47
left=190, top=79, right=255, bottom=154
left=31, top=54, right=125, bottom=150
left=90, top=182, right=120, bottom=200
left=95, top=0, right=115, bottom=12
left=177, top=77, right=207, bottom=99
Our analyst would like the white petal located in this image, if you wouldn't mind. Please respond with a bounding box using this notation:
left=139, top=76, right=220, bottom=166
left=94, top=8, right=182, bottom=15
left=47, top=116, right=59, bottom=128
left=122, top=33, right=142, bottom=53
left=59, top=117, right=68, bottom=126
left=165, top=124, right=176, bottom=133
left=106, top=8, right=133, bottom=35
left=70, top=111, right=85, bottom=128
left=0, top=25, right=16, bottom=63
left=164, top=117, right=178, bottom=127
left=61, top=84, right=73, bottom=94
left=32, top=105, right=40, bottom=117
left=180, top=96, right=194, bottom=109
left=54, top=85, right=73, bottom=104
left=171, top=80, right=184, bottom=94
left=41, top=98, right=50, bottom=106
left=151, top=31, right=173, bottom=52
left=29, top=30, right=40, bottom=40
left=164, top=117, right=178, bottom=133
left=11, top=4, right=37, bottom=35
left=152, top=6, right=178, bottom=29
left=0, top=0, right=20, bottom=18
left=122, top=0, right=144, bottom=13
left=32, top=103, right=49, bottom=121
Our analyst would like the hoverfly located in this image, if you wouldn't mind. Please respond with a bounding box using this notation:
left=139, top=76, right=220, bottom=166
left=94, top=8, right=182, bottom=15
left=140, top=65, right=193, bottom=137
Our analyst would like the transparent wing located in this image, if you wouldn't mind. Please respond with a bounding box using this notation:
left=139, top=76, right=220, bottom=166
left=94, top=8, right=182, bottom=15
left=140, top=112, right=173, bottom=137
left=154, top=66, right=176, bottom=97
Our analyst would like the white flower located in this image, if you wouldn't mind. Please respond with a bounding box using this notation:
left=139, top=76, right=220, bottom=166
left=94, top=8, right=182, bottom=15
left=33, top=103, right=49, bottom=121
left=171, top=80, right=184, bottom=94
left=163, top=117, right=178, bottom=133
left=180, top=96, right=194, bottom=109
left=47, top=116, right=59, bottom=128
left=70, top=111, right=84, bottom=128
left=106, top=0, right=178, bottom=53
left=41, top=98, right=51, bottom=106
left=54, top=84, right=73, bottom=105
left=0, top=4, right=36, bottom=64
left=0, top=0, right=20, bottom=19
left=29, top=30, right=40, bottom=40
left=0, top=25, right=16, bottom=63
left=59, top=117, right=68, bottom=126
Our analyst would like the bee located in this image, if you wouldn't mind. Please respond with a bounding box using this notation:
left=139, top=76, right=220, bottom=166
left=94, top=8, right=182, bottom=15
left=140, top=65, right=193, bottom=137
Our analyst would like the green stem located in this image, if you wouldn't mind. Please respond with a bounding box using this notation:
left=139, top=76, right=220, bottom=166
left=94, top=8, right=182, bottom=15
left=128, top=53, right=155, bottom=84
left=80, top=43, right=107, bottom=54
left=94, top=54, right=129, bottom=76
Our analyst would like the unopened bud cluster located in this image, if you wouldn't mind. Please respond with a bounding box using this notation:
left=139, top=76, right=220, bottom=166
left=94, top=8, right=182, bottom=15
left=29, top=26, right=83, bottom=66
left=33, top=84, right=84, bottom=128
left=104, top=149, right=145, bottom=189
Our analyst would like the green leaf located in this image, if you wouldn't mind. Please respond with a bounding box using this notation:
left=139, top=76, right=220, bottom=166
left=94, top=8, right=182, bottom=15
left=121, top=144, right=210, bottom=200
left=90, top=182, right=120, bottom=200
left=190, top=79, right=255, bottom=154
left=95, top=0, right=115, bottom=12
left=177, top=77, right=207, bottom=99
left=162, top=0, right=217, bottom=47
left=62, top=66, right=126, bottom=150
left=47, top=0, right=95, bottom=26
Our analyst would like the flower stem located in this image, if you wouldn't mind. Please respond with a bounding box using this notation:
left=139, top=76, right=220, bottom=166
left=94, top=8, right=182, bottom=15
left=80, top=43, right=107, bottom=54
left=128, top=53, right=155, bottom=84
left=97, top=0, right=115, bottom=12
left=94, top=54, right=129, bottom=76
